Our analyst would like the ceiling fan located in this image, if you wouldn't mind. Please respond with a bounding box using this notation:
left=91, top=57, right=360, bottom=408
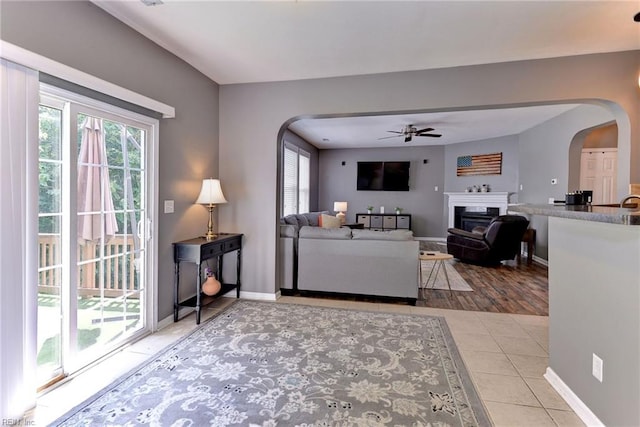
left=378, top=125, right=442, bottom=142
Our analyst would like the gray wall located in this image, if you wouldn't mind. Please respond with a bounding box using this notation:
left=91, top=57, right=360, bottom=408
left=1, top=1, right=221, bottom=321
left=519, top=104, right=614, bottom=259
left=318, top=145, right=445, bottom=237
left=219, top=50, right=638, bottom=296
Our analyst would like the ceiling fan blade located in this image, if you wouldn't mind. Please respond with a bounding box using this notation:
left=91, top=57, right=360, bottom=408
left=386, top=130, right=404, bottom=134
left=416, top=133, right=442, bottom=138
left=405, top=135, right=412, bottom=142
left=414, top=127, right=435, bottom=134
left=377, top=135, right=402, bottom=140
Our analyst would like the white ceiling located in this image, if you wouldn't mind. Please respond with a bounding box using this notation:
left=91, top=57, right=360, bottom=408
left=94, top=1, right=639, bottom=85
left=92, top=0, right=638, bottom=147
left=289, top=104, right=580, bottom=149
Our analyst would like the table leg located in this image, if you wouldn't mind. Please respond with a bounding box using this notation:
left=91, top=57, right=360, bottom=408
left=196, top=262, right=202, bottom=325
left=441, top=260, right=453, bottom=295
left=173, top=261, right=180, bottom=322
left=236, top=248, right=242, bottom=298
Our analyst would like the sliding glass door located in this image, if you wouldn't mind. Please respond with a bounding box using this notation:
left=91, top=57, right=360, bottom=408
left=37, top=90, right=155, bottom=386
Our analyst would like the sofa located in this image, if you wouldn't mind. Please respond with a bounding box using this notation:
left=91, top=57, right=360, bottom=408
left=296, top=226, right=419, bottom=304
left=279, top=211, right=329, bottom=290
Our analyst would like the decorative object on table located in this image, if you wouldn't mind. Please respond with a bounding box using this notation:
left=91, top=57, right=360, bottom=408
left=366, top=205, right=373, bottom=214
left=481, top=184, right=489, bottom=192
left=395, top=206, right=403, bottom=214
left=456, top=152, right=502, bottom=176
left=202, top=267, right=221, bottom=296
left=195, top=178, right=227, bottom=240
left=52, top=300, right=490, bottom=427
left=333, top=201, right=347, bottom=225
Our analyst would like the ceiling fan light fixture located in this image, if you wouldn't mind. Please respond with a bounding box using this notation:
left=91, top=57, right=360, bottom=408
left=141, top=0, right=164, bottom=6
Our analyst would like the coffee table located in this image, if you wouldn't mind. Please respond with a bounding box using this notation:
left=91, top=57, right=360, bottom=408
left=419, top=251, right=454, bottom=295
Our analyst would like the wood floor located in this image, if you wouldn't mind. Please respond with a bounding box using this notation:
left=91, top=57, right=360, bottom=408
left=418, top=241, right=548, bottom=316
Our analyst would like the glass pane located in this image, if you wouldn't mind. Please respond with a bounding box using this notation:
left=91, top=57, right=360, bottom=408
left=39, top=106, right=62, bottom=160
left=126, top=127, right=142, bottom=170
left=39, top=232, right=62, bottom=269
left=104, top=120, right=124, bottom=168
left=39, top=214, right=61, bottom=235
left=283, top=147, right=298, bottom=216
left=125, top=292, right=142, bottom=332
left=38, top=105, right=63, bottom=384
left=130, top=170, right=142, bottom=210
left=39, top=161, right=61, bottom=214
left=109, top=167, right=125, bottom=211
left=37, top=266, right=62, bottom=381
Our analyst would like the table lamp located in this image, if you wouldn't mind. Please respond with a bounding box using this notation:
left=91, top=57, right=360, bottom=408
left=334, top=201, right=348, bottom=225
left=196, top=178, right=227, bottom=240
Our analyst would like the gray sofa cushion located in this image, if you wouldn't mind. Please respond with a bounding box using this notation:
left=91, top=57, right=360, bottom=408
left=351, top=229, right=414, bottom=241
left=299, top=226, right=352, bottom=240
left=281, top=211, right=329, bottom=228
left=280, top=224, right=298, bottom=238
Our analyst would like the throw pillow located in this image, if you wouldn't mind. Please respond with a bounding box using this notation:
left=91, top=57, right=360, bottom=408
left=319, top=213, right=341, bottom=229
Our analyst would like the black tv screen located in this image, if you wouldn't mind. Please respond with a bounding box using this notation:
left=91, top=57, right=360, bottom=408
left=384, top=161, right=410, bottom=191
left=357, top=162, right=384, bottom=191
left=357, top=161, right=410, bottom=191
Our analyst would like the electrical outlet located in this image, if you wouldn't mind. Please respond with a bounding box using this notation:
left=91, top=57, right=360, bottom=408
left=592, top=353, right=603, bottom=382
left=434, top=186, right=438, bottom=192
left=164, top=199, right=175, bottom=214
left=520, top=184, right=523, bottom=191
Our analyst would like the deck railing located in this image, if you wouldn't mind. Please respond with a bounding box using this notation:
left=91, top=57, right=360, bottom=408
left=38, top=234, right=139, bottom=296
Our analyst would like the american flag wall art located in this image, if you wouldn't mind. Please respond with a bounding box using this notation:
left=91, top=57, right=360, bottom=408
left=456, top=152, right=502, bottom=176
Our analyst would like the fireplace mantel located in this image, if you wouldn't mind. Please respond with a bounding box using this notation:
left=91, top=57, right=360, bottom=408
left=445, top=192, right=511, bottom=228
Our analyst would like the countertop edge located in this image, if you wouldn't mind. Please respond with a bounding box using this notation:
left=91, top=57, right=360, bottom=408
left=507, top=204, right=640, bottom=226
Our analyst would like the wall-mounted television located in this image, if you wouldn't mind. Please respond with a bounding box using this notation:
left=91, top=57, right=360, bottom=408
left=357, top=161, right=410, bottom=191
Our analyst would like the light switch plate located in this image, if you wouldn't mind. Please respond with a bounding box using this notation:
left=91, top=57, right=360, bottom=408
left=164, top=200, right=174, bottom=214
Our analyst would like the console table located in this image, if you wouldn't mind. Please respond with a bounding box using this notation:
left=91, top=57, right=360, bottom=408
left=173, top=233, right=242, bottom=324
left=355, top=213, right=411, bottom=230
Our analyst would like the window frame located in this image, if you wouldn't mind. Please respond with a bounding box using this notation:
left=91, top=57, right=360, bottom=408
left=282, top=142, right=310, bottom=216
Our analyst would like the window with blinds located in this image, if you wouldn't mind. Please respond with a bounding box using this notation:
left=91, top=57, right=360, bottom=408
left=282, top=143, right=310, bottom=216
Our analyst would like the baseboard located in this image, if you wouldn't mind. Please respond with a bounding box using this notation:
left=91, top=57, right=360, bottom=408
left=157, top=292, right=280, bottom=330
left=221, top=289, right=280, bottom=301
left=414, top=236, right=446, bottom=242
left=157, top=307, right=192, bottom=330
left=532, top=254, right=548, bottom=266
left=544, top=367, right=604, bottom=427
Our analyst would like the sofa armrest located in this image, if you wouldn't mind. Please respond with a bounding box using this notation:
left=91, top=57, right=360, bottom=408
left=447, top=227, right=485, bottom=240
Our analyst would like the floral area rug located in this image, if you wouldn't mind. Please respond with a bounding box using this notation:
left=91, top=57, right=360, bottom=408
left=54, top=300, right=490, bottom=426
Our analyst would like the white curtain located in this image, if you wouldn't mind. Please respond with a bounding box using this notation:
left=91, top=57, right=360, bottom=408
left=0, top=59, right=39, bottom=419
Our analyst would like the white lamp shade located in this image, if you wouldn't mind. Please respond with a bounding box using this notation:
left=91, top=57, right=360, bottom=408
left=196, top=179, right=228, bottom=205
left=333, top=201, right=348, bottom=212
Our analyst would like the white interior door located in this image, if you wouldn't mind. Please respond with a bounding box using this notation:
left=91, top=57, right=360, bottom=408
left=580, top=148, right=617, bottom=205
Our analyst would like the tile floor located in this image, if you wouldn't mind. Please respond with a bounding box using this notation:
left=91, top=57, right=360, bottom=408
left=29, top=296, right=585, bottom=426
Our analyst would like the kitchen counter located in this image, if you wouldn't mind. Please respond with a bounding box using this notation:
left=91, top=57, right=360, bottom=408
left=508, top=203, right=640, bottom=225
left=512, top=205, right=640, bottom=426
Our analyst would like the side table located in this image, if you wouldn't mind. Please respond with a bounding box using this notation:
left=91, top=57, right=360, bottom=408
left=419, top=251, right=454, bottom=296
left=173, top=233, right=243, bottom=324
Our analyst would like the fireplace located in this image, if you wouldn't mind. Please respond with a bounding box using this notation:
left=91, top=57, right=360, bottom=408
left=445, top=192, right=510, bottom=229
left=456, top=207, right=500, bottom=231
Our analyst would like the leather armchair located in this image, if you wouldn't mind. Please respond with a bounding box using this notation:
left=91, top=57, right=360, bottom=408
left=446, top=215, right=529, bottom=265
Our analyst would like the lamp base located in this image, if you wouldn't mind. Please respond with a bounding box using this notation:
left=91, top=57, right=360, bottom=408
left=336, top=211, right=346, bottom=225
left=204, top=204, right=217, bottom=240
